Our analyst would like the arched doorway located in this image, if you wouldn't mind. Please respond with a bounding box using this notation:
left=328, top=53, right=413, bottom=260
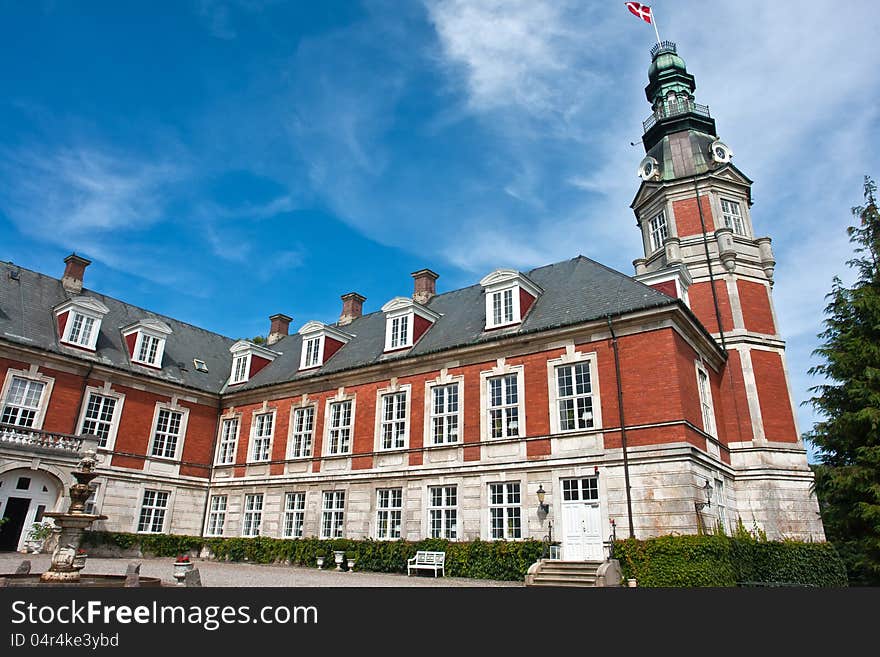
left=0, top=468, right=62, bottom=552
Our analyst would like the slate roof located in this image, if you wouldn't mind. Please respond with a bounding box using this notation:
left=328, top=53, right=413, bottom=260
left=1, top=255, right=678, bottom=396
left=0, top=261, right=236, bottom=393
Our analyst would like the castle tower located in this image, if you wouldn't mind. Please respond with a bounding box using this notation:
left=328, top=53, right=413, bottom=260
left=630, top=42, right=823, bottom=538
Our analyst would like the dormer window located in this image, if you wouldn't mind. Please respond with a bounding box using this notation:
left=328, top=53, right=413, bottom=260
left=121, top=319, right=172, bottom=369
left=479, top=269, right=542, bottom=331
left=297, top=321, right=352, bottom=371
left=380, top=298, right=440, bottom=353
left=228, top=341, right=279, bottom=385
left=54, top=297, right=109, bottom=351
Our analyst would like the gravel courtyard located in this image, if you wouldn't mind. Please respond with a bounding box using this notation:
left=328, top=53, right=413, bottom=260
left=0, top=552, right=522, bottom=587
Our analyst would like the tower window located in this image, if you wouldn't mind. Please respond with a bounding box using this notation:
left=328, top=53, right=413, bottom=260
left=721, top=199, right=746, bottom=236
left=649, top=211, right=668, bottom=252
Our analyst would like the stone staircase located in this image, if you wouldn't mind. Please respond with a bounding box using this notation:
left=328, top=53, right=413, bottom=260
left=525, top=559, right=618, bottom=588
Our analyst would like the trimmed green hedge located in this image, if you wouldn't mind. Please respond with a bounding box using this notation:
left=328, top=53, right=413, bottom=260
left=614, top=534, right=848, bottom=587
left=82, top=531, right=543, bottom=581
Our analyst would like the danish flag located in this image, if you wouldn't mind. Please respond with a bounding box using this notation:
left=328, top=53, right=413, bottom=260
left=625, top=2, right=653, bottom=24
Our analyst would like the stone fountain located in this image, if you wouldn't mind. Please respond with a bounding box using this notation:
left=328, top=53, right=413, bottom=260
left=39, top=437, right=107, bottom=583
left=0, top=436, right=161, bottom=587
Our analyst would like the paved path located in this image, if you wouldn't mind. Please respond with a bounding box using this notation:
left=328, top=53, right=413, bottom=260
left=0, top=552, right=522, bottom=587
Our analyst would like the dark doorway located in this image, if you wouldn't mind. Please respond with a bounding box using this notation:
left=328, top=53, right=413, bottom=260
left=0, top=497, right=31, bottom=551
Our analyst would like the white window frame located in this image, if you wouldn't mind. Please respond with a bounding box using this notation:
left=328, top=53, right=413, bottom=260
left=480, top=361, right=526, bottom=440
left=695, top=361, right=717, bottom=438
left=248, top=409, right=276, bottom=463
left=547, top=348, right=602, bottom=435
left=297, top=322, right=352, bottom=371
left=489, top=482, right=522, bottom=540
left=205, top=495, right=227, bottom=537
left=215, top=414, right=241, bottom=465
left=147, top=402, right=189, bottom=461
left=282, top=492, right=306, bottom=538
left=375, top=384, right=410, bottom=451
left=0, top=368, right=55, bottom=430
left=136, top=489, right=170, bottom=534
left=720, top=198, right=748, bottom=236
left=242, top=493, right=264, bottom=537
left=487, top=286, right=519, bottom=329
left=426, top=375, right=463, bottom=445
left=301, top=335, right=324, bottom=370
left=75, top=385, right=125, bottom=450
left=230, top=353, right=250, bottom=385
left=63, top=311, right=99, bottom=349
left=320, top=490, right=346, bottom=539
left=428, top=485, right=458, bottom=540
left=132, top=331, right=165, bottom=367
left=323, top=393, right=355, bottom=456
left=385, top=313, right=412, bottom=351
left=714, top=478, right=727, bottom=532
left=649, top=210, right=669, bottom=252
left=561, top=476, right=600, bottom=502
left=287, top=404, right=316, bottom=459
left=375, top=488, right=403, bottom=540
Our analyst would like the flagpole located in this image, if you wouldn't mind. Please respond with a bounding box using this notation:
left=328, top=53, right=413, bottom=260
left=651, top=8, right=662, bottom=46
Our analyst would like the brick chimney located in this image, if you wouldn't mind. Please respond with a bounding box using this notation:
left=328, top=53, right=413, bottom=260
left=62, top=253, right=91, bottom=294
left=267, top=313, right=292, bottom=346
left=338, top=293, right=366, bottom=326
left=412, top=269, right=439, bottom=304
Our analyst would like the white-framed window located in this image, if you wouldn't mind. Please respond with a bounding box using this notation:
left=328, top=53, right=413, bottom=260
left=492, top=288, right=515, bottom=327
left=376, top=488, right=402, bottom=540
left=242, top=493, right=263, bottom=537
left=150, top=407, right=186, bottom=460
left=488, top=373, right=520, bottom=439
left=696, top=363, right=717, bottom=437
left=321, top=490, right=345, bottom=538
left=289, top=406, right=315, bottom=458
left=250, top=411, right=274, bottom=462
left=216, top=416, right=240, bottom=465
left=283, top=492, right=306, bottom=538
left=206, top=495, right=227, bottom=536
left=714, top=478, right=727, bottom=532
left=1, top=376, right=48, bottom=428
left=721, top=198, right=746, bottom=236
left=78, top=389, right=123, bottom=449
left=137, top=489, right=169, bottom=533
left=562, top=477, right=599, bottom=502
left=489, top=482, right=522, bottom=540
left=230, top=354, right=249, bottom=385
left=136, top=333, right=162, bottom=367
left=388, top=315, right=410, bottom=350
left=649, top=210, right=668, bottom=252
left=555, top=362, right=595, bottom=431
left=302, top=336, right=322, bottom=369
left=326, top=399, right=353, bottom=455
left=430, top=382, right=460, bottom=444
left=65, top=312, right=97, bottom=348
left=429, top=485, right=457, bottom=539
left=379, top=390, right=408, bottom=450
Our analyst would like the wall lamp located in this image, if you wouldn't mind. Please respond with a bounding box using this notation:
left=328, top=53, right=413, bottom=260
left=694, top=479, right=713, bottom=511
left=536, top=485, right=550, bottom=514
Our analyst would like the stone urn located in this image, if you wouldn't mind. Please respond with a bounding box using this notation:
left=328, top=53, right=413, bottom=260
left=346, top=555, right=356, bottom=571
left=316, top=554, right=326, bottom=568
left=173, top=558, right=194, bottom=585
left=333, top=550, right=345, bottom=571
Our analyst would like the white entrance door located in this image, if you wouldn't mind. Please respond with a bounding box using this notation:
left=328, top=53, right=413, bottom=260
left=560, top=477, right=603, bottom=561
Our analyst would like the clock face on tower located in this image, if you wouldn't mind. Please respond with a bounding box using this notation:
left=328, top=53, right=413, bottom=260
left=637, top=156, right=660, bottom=181
left=709, top=140, right=733, bottom=164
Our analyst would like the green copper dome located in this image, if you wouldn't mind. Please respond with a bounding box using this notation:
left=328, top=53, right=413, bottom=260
left=648, top=50, right=687, bottom=78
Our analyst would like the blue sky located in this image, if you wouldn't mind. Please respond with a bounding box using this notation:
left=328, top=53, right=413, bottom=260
left=2, top=1, right=879, bottom=461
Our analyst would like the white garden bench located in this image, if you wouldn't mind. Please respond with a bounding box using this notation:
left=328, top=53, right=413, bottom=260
left=407, top=551, right=446, bottom=577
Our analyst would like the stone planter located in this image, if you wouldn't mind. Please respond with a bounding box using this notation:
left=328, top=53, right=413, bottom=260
left=173, top=561, right=194, bottom=585
left=316, top=556, right=325, bottom=568
left=346, top=558, right=356, bottom=571
left=333, top=551, right=345, bottom=571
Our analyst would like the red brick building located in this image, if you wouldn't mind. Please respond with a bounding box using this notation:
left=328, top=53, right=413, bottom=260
left=0, top=43, right=823, bottom=558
